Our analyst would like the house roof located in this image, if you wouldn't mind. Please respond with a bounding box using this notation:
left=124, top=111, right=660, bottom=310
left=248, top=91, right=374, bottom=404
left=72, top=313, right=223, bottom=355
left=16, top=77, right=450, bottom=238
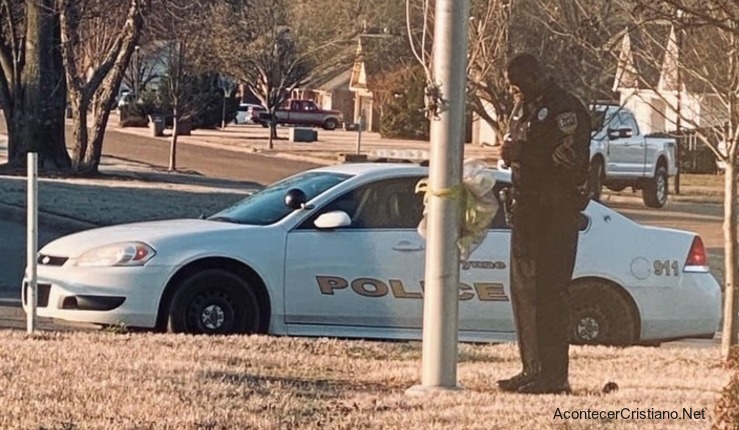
left=315, top=68, right=352, bottom=92
left=614, top=24, right=671, bottom=90
left=614, top=24, right=727, bottom=95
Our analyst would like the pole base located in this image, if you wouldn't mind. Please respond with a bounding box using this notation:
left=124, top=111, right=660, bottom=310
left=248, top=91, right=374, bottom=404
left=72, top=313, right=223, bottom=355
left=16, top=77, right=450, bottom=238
left=405, top=384, right=464, bottom=397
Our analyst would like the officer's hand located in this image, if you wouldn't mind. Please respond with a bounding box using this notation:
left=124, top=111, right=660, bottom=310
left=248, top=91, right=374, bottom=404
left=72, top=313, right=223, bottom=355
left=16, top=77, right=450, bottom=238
left=501, top=135, right=523, bottom=166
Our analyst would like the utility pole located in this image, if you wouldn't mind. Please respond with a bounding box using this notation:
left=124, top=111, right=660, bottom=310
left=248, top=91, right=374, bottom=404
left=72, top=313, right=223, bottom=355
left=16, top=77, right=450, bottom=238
left=407, top=0, right=470, bottom=394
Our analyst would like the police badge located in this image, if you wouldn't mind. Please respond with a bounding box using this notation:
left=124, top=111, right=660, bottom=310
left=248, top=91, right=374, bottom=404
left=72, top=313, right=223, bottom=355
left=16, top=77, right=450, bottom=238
left=556, top=112, right=578, bottom=134
left=537, top=107, right=548, bottom=121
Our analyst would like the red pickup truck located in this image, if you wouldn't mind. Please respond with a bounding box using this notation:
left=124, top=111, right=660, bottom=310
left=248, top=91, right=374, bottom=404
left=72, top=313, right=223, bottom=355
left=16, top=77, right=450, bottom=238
left=255, top=99, right=344, bottom=130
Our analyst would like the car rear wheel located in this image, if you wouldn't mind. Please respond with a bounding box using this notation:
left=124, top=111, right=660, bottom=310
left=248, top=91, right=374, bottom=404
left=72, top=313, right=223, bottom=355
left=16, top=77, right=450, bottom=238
left=167, top=269, right=260, bottom=335
left=570, top=280, right=638, bottom=346
left=643, top=165, right=668, bottom=208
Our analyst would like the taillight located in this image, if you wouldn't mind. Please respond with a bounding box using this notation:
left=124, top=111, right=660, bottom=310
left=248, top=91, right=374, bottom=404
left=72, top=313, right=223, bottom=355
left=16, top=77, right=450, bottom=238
left=684, top=236, right=708, bottom=270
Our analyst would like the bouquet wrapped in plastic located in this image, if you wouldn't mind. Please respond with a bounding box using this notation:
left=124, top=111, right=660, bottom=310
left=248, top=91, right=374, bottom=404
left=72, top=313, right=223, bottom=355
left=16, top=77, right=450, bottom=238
left=416, top=158, right=498, bottom=260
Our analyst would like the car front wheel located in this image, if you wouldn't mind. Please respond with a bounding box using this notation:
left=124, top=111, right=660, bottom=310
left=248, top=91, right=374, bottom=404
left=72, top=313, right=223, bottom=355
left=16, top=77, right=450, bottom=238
left=167, top=269, right=260, bottom=335
left=570, top=280, right=638, bottom=346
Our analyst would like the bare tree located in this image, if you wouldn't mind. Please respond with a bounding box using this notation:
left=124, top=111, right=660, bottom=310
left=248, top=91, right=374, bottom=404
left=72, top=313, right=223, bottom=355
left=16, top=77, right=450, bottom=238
left=626, top=0, right=739, bottom=359
left=122, top=43, right=162, bottom=97
left=57, top=0, right=148, bottom=173
left=466, top=0, right=513, bottom=145
left=0, top=0, right=70, bottom=170
left=146, top=0, right=213, bottom=171
left=210, top=0, right=355, bottom=149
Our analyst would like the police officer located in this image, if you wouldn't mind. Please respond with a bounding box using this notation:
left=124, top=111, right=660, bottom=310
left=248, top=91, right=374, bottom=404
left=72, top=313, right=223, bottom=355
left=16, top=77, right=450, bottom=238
left=496, top=53, right=590, bottom=394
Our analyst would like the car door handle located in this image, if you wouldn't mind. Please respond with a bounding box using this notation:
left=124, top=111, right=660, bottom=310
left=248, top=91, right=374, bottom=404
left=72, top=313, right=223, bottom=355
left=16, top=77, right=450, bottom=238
left=392, top=241, right=425, bottom=252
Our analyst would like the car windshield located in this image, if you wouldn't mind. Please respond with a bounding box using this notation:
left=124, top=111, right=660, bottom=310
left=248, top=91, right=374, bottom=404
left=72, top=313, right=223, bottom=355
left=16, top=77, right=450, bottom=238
left=208, top=171, right=352, bottom=225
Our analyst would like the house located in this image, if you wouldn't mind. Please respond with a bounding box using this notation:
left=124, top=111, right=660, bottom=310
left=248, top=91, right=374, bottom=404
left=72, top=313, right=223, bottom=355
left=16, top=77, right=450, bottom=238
left=612, top=24, right=727, bottom=136
left=292, top=68, right=355, bottom=126
left=348, top=33, right=417, bottom=132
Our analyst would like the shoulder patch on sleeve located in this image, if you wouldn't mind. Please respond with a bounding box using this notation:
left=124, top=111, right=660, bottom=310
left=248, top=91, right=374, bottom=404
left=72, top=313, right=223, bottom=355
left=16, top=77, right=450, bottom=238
left=556, top=112, right=578, bottom=134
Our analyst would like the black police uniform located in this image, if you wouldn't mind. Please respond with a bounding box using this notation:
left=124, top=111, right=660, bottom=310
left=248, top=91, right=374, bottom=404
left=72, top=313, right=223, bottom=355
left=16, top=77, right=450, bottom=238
left=503, top=78, right=590, bottom=393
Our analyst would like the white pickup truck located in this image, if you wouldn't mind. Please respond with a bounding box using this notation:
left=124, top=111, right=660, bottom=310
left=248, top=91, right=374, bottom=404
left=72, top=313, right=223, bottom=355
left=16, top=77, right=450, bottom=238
left=589, top=104, right=678, bottom=208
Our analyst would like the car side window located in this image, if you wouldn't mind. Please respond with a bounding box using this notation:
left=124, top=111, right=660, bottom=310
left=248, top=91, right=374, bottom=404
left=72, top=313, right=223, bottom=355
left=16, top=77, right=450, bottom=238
left=621, top=113, right=640, bottom=136
left=299, top=177, right=425, bottom=230
left=608, top=111, right=625, bottom=130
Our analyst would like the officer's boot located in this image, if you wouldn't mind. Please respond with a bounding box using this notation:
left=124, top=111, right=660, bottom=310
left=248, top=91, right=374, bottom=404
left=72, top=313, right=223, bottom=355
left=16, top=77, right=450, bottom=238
left=497, top=288, right=541, bottom=392
left=517, top=348, right=571, bottom=395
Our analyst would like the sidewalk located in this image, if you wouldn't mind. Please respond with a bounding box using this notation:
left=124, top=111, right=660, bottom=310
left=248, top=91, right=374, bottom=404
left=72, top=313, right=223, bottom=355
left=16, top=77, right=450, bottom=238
left=106, top=117, right=501, bottom=165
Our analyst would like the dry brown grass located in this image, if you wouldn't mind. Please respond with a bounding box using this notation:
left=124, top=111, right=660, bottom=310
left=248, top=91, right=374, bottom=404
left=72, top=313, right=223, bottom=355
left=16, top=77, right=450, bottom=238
left=0, top=329, right=728, bottom=430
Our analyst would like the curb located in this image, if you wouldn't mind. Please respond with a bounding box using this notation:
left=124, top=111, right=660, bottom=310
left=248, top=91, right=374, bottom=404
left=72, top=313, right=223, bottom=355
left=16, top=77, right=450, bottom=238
left=601, top=193, right=722, bottom=206
left=0, top=298, right=20, bottom=308
left=0, top=202, right=100, bottom=233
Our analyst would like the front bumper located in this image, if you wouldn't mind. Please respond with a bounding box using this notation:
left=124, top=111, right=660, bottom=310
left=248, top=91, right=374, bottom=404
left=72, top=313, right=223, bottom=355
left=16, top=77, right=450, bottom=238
left=21, top=264, right=173, bottom=328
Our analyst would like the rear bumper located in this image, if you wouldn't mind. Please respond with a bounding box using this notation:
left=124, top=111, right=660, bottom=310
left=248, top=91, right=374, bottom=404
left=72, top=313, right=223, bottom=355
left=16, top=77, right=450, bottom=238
left=631, top=272, right=721, bottom=341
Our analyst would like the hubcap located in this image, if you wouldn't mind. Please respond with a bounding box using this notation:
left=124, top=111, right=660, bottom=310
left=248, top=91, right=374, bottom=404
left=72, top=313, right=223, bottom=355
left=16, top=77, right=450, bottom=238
left=576, top=316, right=600, bottom=341
left=657, top=175, right=666, bottom=202
left=186, top=289, right=235, bottom=333
left=201, top=304, right=226, bottom=330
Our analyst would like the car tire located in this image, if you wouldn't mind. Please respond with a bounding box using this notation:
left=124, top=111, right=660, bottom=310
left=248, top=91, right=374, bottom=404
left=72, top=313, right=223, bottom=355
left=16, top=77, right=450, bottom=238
left=643, top=165, right=668, bottom=208
left=166, top=269, right=260, bottom=335
left=589, top=158, right=604, bottom=202
left=323, top=118, right=338, bottom=130
left=569, top=280, right=638, bottom=346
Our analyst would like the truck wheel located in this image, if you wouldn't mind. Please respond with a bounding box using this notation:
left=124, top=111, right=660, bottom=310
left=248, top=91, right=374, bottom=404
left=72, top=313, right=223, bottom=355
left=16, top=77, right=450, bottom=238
left=643, top=166, right=668, bottom=208
left=323, top=118, right=338, bottom=130
left=589, top=158, right=604, bottom=201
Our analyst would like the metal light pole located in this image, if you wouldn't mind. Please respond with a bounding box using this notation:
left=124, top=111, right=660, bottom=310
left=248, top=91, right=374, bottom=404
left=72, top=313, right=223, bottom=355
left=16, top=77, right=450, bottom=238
left=356, top=108, right=365, bottom=155
left=26, top=152, right=38, bottom=334
left=407, top=0, right=469, bottom=394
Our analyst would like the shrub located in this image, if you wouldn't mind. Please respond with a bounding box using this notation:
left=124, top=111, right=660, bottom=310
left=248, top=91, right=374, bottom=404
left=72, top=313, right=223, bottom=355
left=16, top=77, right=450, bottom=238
left=157, top=72, right=239, bottom=130
left=377, top=65, right=430, bottom=141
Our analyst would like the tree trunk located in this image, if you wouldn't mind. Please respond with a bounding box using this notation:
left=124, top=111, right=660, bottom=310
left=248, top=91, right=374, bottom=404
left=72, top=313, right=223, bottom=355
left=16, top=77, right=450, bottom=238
left=169, top=110, right=179, bottom=171
left=83, top=97, right=117, bottom=173
left=269, top=122, right=277, bottom=149
left=7, top=0, right=70, bottom=170
left=722, top=155, right=738, bottom=358
left=69, top=95, right=89, bottom=168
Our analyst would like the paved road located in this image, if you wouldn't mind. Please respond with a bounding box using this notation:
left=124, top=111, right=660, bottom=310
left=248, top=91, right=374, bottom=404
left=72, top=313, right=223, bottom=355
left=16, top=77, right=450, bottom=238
left=0, top=220, right=78, bottom=299
left=73, top=128, right=321, bottom=185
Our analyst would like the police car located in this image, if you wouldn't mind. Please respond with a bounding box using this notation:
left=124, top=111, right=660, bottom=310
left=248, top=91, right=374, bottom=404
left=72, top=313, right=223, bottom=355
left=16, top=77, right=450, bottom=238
left=23, top=163, right=720, bottom=346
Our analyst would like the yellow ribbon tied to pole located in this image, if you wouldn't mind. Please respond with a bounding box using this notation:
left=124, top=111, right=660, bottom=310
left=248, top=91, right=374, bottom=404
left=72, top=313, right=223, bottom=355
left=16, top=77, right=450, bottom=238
left=415, top=158, right=499, bottom=260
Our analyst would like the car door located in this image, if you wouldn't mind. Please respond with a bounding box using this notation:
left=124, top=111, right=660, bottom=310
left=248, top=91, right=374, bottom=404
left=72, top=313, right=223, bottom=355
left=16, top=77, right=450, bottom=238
left=607, top=111, right=644, bottom=176
left=283, top=176, right=427, bottom=329
left=289, top=100, right=314, bottom=124
left=457, top=181, right=515, bottom=333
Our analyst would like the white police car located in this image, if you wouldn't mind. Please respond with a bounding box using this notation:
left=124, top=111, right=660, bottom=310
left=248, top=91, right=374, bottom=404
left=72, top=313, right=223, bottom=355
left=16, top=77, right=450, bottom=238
left=23, top=163, right=720, bottom=346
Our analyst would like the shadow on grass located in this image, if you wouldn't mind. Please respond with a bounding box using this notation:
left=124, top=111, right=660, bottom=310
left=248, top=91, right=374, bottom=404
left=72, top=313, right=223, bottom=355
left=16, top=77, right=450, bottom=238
left=203, top=370, right=408, bottom=396
left=0, top=173, right=257, bottom=227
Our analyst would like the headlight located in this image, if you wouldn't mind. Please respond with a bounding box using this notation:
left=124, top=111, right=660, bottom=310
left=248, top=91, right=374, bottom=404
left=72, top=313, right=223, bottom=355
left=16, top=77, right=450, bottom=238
left=74, top=242, right=156, bottom=267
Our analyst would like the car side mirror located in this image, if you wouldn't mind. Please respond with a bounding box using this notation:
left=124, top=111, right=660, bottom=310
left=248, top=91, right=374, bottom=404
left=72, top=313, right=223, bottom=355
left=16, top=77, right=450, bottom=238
left=284, top=188, right=307, bottom=210
left=314, top=211, right=351, bottom=229
left=608, top=128, right=633, bottom=140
